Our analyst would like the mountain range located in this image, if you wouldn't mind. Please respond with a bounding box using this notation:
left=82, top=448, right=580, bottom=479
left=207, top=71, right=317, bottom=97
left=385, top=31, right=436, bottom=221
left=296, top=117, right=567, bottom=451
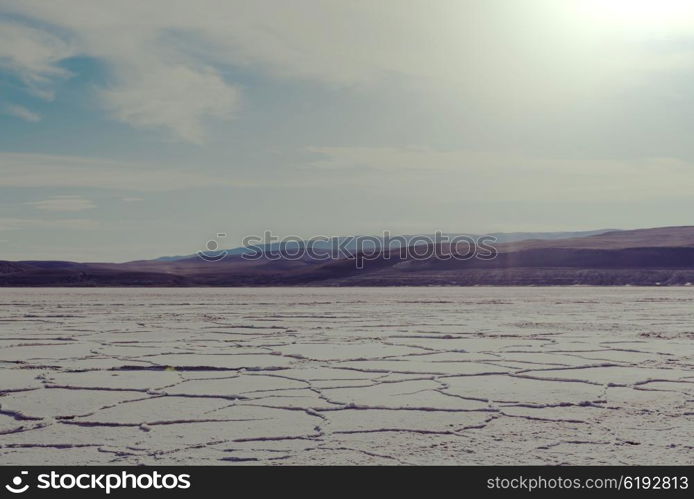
left=4, top=226, right=694, bottom=286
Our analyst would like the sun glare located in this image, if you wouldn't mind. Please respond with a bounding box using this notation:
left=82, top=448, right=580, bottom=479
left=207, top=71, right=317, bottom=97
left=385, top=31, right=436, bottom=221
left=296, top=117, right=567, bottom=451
left=581, top=0, right=694, bottom=30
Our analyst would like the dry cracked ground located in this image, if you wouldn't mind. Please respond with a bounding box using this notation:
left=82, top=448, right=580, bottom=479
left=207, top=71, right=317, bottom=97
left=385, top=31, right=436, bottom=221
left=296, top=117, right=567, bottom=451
left=0, top=287, right=692, bottom=465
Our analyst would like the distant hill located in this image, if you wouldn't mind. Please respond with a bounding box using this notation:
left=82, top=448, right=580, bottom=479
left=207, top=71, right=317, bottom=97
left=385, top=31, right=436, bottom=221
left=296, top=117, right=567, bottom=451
left=154, top=229, right=617, bottom=261
left=6, top=226, right=694, bottom=286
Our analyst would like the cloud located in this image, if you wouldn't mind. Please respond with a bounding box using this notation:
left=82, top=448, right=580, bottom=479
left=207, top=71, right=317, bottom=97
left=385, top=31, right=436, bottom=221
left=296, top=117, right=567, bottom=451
left=2, top=103, right=42, bottom=122
left=306, top=146, right=694, bottom=202
left=0, top=152, right=244, bottom=191
left=99, top=63, right=240, bottom=144
left=0, top=5, right=242, bottom=142
left=0, top=20, right=75, bottom=100
left=5, top=0, right=694, bottom=143
left=0, top=217, right=98, bottom=231
left=2, top=0, right=694, bottom=148
left=25, top=195, right=95, bottom=212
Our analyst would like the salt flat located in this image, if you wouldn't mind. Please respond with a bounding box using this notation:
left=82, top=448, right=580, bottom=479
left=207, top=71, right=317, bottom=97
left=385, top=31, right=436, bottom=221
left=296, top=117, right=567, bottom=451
left=0, top=287, right=691, bottom=465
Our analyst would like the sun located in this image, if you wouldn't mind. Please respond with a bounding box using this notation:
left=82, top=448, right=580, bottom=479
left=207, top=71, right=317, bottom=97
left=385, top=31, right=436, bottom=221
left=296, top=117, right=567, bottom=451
left=580, top=0, right=694, bottom=30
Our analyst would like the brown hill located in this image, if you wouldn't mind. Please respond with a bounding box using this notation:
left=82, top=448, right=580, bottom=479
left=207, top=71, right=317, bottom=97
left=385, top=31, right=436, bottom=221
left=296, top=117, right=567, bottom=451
left=3, top=226, right=694, bottom=286
left=496, top=226, right=694, bottom=251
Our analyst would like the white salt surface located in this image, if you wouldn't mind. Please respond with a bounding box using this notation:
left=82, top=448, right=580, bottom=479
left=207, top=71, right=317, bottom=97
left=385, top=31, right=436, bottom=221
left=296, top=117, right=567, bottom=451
left=0, top=287, right=691, bottom=465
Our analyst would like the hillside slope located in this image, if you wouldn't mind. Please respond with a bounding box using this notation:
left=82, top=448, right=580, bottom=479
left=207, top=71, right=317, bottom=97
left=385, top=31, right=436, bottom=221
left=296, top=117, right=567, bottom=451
left=3, top=226, right=694, bottom=286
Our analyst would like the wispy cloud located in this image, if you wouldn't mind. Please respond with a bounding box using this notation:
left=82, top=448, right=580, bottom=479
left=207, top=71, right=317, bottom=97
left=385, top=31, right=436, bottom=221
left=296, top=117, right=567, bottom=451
left=0, top=217, right=98, bottom=231
left=0, top=6, right=244, bottom=142
left=5, top=1, right=693, bottom=142
left=307, top=146, right=694, bottom=202
left=0, top=19, right=75, bottom=100
left=25, top=195, right=95, bottom=212
left=99, top=63, right=240, bottom=144
left=2, top=103, right=42, bottom=122
left=0, top=153, right=244, bottom=191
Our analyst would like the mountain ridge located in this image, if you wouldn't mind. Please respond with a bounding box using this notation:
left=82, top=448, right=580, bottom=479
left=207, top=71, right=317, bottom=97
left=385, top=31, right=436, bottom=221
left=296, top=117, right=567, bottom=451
left=4, top=226, right=694, bottom=286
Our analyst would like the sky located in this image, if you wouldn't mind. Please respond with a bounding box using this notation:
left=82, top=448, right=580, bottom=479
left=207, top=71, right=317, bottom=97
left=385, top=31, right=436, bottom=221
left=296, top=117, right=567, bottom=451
left=3, top=0, right=694, bottom=261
